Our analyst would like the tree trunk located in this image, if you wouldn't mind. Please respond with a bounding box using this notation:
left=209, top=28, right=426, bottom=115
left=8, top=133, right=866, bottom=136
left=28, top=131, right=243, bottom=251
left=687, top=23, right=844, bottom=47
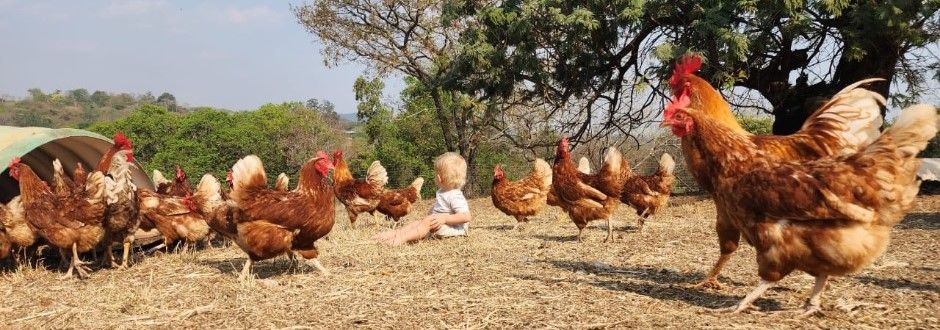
left=463, top=147, right=479, bottom=197
left=769, top=14, right=901, bottom=135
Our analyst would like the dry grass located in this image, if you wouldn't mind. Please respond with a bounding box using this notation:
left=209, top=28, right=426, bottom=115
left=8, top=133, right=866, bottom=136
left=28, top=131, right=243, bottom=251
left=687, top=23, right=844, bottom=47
left=1, top=195, right=938, bottom=329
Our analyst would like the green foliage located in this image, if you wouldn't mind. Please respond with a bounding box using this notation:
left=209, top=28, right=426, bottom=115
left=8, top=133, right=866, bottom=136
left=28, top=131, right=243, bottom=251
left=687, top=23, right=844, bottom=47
left=353, top=75, right=523, bottom=195
left=736, top=115, right=774, bottom=135
left=88, top=103, right=346, bottom=186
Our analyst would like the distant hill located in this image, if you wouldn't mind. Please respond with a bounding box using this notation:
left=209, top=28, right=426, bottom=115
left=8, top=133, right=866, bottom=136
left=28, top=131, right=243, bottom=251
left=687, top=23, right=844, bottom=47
left=0, top=89, right=171, bottom=128
left=339, top=112, right=358, bottom=123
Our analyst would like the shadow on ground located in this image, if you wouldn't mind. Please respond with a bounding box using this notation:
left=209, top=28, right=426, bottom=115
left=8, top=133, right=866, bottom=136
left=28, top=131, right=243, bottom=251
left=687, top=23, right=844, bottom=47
left=512, top=259, right=778, bottom=310
left=895, top=212, right=940, bottom=230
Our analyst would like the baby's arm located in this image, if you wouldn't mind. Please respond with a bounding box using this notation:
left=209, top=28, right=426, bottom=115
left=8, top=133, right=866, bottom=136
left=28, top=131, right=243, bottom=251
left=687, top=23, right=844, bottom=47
left=428, top=191, right=472, bottom=227
left=429, top=212, right=471, bottom=226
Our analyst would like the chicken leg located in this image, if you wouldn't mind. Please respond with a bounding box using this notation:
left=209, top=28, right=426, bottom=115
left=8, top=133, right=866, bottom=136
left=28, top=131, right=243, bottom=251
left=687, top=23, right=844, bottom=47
left=708, top=279, right=775, bottom=314
left=120, top=241, right=132, bottom=269
left=696, top=215, right=740, bottom=290
left=60, top=243, right=91, bottom=279
left=105, top=244, right=119, bottom=268
left=239, top=258, right=254, bottom=281
left=603, top=218, right=614, bottom=242
left=798, top=275, right=828, bottom=317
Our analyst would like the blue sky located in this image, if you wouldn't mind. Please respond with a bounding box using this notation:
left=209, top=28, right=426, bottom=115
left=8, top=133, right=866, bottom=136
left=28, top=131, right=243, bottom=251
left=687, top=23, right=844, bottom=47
left=0, top=0, right=400, bottom=113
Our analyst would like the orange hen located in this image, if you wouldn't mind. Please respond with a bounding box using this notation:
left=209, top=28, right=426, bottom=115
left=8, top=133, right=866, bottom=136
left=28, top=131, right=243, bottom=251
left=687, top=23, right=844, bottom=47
left=332, top=150, right=388, bottom=227
left=552, top=137, right=627, bottom=242
left=665, top=89, right=938, bottom=315
left=619, top=153, right=676, bottom=231
left=669, top=55, right=887, bottom=289
left=229, top=152, right=335, bottom=280
left=8, top=158, right=108, bottom=279
left=491, top=159, right=552, bottom=230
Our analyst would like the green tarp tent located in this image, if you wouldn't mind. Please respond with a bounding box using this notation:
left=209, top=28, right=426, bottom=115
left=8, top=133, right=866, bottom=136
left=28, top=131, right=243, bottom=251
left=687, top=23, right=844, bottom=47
left=0, top=125, right=154, bottom=202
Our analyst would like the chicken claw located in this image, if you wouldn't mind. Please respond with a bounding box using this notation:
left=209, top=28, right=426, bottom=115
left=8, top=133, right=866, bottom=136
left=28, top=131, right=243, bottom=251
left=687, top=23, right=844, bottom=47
left=694, top=278, right=724, bottom=290
left=305, top=258, right=330, bottom=275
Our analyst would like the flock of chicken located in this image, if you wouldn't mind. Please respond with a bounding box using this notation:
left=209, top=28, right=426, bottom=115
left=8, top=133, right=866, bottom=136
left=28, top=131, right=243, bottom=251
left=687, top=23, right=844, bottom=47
left=0, top=143, right=424, bottom=281
left=491, top=55, right=939, bottom=316
left=0, top=55, right=937, bottom=316
left=491, top=149, right=676, bottom=241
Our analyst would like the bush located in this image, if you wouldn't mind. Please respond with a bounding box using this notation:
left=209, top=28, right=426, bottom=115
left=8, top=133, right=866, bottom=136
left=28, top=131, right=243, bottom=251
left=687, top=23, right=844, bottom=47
left=88, top=103, right=346, bottom=186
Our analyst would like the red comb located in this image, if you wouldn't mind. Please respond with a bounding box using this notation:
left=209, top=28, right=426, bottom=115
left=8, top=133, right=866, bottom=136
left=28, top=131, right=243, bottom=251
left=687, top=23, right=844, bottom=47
left=113, top=132, right=132, bottom=150
left=316, top=151, right=329, bottom=159
left=225, top=170, right=233, bottom=182
left=669, top=54, right=702, bottom=92
left=125, top=151, right=136, bottom=162
left=333, top=149, right=343, bottom=158
left=8, top=157, right=21, bottom=168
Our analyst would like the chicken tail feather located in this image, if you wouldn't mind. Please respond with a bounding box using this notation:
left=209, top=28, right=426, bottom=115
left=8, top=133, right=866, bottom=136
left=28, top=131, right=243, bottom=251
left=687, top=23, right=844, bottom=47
left=367, top=160, right=389, bottom=188
left=576, top=157, right=591, bottom=174
left=409, top=177, right=425, bottom=201
left=193, top=174, right=223, bottom=214
left=533, top=158, right=553, bottom=189
left=274, top=173, right=289, bottom=192
left=864, top=104, right=938, bottom=226
left=231, top=155, right=268, bottom=206
left=658, top=153, right=676, bottom=175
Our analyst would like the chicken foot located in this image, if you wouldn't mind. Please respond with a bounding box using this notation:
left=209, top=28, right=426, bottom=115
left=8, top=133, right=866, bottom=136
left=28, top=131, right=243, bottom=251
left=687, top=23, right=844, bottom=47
left=305, top=258, right=330, bottom=275
left=766, top=275, right=828, bottom=318
left=708, top=279, right=776, bottom=314
left=695, top=253, right=734, bottom=290
left=239, top=258, right=254, bottom=281
left=59, top=243, right=91, bottom=279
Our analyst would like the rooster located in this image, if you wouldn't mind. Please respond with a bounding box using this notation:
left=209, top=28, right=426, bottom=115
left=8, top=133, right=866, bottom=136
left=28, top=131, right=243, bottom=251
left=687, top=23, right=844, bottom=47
left=665, top=90, right=938, bottom=315
left=229, top=152, right=335, bottom=280
left=332, top=150, right=388, bottom=227
left=101, top=150, right=139, bottom=268
left=376, top=178, right=424, bottom=224
left=669, top=55, right=887, bottom=289
left=96, top=132, right=134, bottom=173
left=8, top=158, right=108, bottom=279
left=491, top=159, right=552, bottom=230
left=552, top=137, right=627, bottom=242
left=619, top=153, right=676, bottom=231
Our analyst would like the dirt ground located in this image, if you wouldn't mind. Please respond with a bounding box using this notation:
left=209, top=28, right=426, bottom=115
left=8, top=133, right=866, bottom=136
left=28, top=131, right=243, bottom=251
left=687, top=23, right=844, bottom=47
left=1, top=195, right=938, bottom=329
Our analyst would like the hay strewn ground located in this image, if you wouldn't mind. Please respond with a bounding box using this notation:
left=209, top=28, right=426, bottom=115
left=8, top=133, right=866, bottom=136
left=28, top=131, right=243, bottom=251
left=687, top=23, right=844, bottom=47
left=2, top=195, right=938, bottom=328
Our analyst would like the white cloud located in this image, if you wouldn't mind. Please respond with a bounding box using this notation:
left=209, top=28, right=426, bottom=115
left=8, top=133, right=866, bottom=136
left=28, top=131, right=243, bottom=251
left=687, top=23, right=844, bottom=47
left=102, top=0, right=168, bottom=17
left=221, top=4, right=279, bottom=25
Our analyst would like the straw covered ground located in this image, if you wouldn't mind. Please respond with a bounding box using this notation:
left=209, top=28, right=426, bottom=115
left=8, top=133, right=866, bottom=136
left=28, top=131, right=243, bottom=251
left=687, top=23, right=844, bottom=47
left=1, top=195, right=938, bottom=329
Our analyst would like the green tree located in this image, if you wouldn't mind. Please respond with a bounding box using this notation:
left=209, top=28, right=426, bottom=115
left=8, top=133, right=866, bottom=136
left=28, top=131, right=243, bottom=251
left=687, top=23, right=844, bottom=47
left=294, top=0, right=497, bottom=195
left=157, top=92, right=178, bottom=112
left=449, top=0, right=940, bottom=138
left=26, top=88, right=46, bottom=101
left=67, top=89, right=90, bottom=104
left=736, top=115, right=774, bottom=135
left=90, top=90, right=109, bottom=107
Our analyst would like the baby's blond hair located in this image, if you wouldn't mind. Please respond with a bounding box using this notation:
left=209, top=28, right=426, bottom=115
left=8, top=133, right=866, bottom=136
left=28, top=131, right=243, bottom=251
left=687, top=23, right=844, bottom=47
left=434, top=152, right=467, bottom=190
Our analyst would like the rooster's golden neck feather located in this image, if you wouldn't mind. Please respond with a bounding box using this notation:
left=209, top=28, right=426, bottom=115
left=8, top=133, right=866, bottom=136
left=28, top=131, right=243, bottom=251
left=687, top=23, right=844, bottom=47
left=684, top=75, right=747, bottom=135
